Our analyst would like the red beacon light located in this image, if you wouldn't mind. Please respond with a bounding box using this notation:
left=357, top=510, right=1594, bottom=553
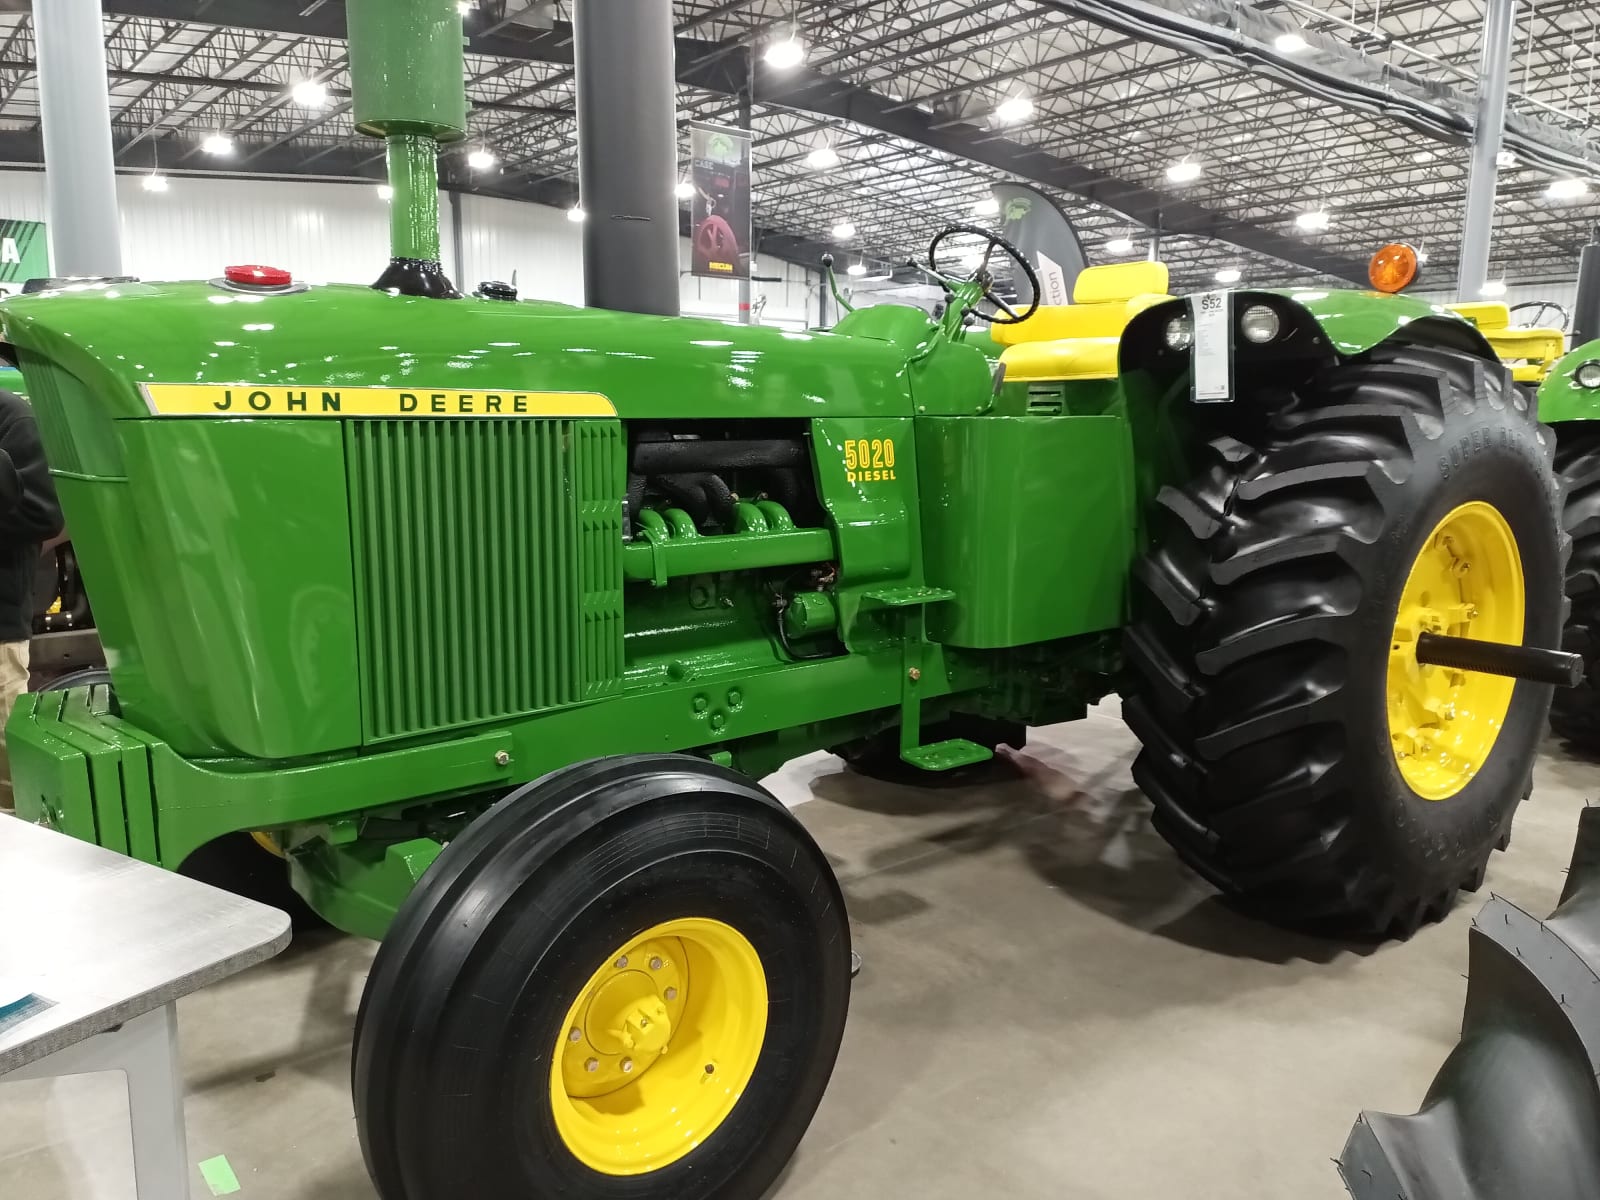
left=223, top=264, right=293, bottom=288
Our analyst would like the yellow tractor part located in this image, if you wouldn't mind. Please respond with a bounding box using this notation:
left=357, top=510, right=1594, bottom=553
left=1447, top=301, right=1567, bottom=384
left=1388, top=501, right=1525, bottom=800
left=549, top=917, right=768, bottom=1176
left=992, top=260, right=1173, bottom=382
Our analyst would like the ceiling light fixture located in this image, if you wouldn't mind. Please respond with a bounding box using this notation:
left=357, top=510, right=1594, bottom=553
left=1167, top=159, right=1202, bottom=184
left=1215, top=267, right=1242, bottom=284
left=1546, top=178, right=1590, bottom=202
left=467, top=147, right=498, bottom=170
left=377, top=184, right=394, bottom=201
left=974, top=196, right=1000, bottom=217
left=1274, top=31, right=1309, bottom=53
left=1105, top=235, right=1135, bottom=254
left=291, top=79, right=329, bottom=108
left=675, top=179, right=696, bottom=200
left=1496, top=149, right=1517, bottom=169
left=457, top=0, right=473, bottom=13
left=847, top=260, right=868, bottom=277
left=831, top=220, right=856, bottom=240
left=994, top=94, right=1034, bottom=124
left=806, top=144, right=841, bottom=170
left=141, top=172, right=169, bottom=193
left=764, top=34, right=805, bottom=69
left=1481, top=279, right=1508, bottom=297
left=202, top=134, right=234, bottom=155
left=1295, top=209, right=1331, bottom=232
left=567, top=205, right=586, bottom=223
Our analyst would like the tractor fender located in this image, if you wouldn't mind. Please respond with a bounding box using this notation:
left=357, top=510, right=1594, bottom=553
left=1120, top=288, right=1496, bottom=382
left=1539, top=338, right=1600, bottom=423
left=1272, top=286, right=1496, bottom=361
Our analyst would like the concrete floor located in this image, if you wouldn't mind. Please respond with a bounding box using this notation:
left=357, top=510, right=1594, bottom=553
left=2, top=697, right=1594, bottom=1199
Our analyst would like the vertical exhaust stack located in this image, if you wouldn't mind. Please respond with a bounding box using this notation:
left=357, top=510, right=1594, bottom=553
left=347, top=0, right=466, bottom=298
left=572, top=0, right=680, bottom=316
left=1573, top=225, right=1600, bottom=347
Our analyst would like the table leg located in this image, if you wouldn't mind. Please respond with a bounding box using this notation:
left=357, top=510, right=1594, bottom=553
left=121, top=1003, right=191, bottom=1199
left=0, top=1004, right=191, bottom=1199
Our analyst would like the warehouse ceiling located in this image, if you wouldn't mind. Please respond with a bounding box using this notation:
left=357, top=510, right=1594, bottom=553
left=0, top=1, right=1597, bottom=293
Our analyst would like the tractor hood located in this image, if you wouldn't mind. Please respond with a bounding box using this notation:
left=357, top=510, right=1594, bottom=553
left=0, top=280, right=917, bottom=437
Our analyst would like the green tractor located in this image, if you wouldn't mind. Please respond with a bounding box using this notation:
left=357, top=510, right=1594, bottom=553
left=1539, top=224, right=1600, bottom=749
left=1, top=2, right=1580, bottom=1195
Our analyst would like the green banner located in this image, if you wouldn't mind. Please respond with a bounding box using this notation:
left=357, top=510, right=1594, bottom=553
left=0, top=219, right=48, bottom=295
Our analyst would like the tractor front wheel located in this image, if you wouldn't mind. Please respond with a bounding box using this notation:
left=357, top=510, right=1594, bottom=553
left=353, top=755, right=851, bottom=1199
left=1123, top=343, right=1566, bottom=937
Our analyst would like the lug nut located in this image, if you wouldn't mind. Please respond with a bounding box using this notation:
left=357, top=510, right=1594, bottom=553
left=665, top=987, right=678, bottom=1001
left=621, top=1058, right=634, bottom=1074
left=616, top=955, right=629, bottom=969
left=650, top=956, right=663, bottom=971
left=569, top=1028, right=582, bottom=1043
left=585, top=1058, right=599, bottom=1073
left=494, top=750, right=510, bottom=766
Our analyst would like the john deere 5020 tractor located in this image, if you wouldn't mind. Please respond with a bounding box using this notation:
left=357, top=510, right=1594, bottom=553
left=1, top=2, right=1580, bottom=1196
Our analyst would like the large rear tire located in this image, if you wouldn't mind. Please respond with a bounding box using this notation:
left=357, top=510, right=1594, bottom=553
left=354, top=754, right=851, bottom=1200
left=1339, top=806, right=1600, bottom=1199
left=1123, top=343, right=1565, bottom=937
left=1550, top=424, right=1600, bottom=750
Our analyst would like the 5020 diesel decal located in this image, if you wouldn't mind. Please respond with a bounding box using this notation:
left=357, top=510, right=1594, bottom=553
left=844, top=437, right=896, bottom=483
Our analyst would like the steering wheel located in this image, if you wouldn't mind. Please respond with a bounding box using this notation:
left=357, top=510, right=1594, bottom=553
left=1509, top=300, right=1570, bottom=331
left=926, top=224, right=1042, bottom=325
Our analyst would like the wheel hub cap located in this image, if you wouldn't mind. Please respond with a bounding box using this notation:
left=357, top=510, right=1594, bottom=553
left=1387, top=501, right=1524, bottom=800
left=549, top=918, right=767, bottom=1175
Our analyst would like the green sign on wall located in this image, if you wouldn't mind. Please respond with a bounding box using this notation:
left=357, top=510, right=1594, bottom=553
left=0, top=219, right=49, bottom=294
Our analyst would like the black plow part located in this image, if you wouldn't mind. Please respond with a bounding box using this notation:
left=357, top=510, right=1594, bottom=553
left=1414, top=632, right=1584, bottom=687
left=1338, top=806, right=1600, bottom=1200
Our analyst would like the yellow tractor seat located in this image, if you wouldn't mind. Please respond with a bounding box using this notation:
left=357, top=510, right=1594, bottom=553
left=994, top=261, right=1173, bottom=383
left=1446, top=301, right=1567, bottom=384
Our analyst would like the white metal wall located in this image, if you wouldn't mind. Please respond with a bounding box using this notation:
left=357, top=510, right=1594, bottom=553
left=0, top=170, right=819, bottom=324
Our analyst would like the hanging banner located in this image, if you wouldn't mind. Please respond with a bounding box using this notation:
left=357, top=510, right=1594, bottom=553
left=991, top=183, right=1087, bottom=309
left=689, top=123, right=752, bottom=281
left=0, top=220, right=48, bottom=297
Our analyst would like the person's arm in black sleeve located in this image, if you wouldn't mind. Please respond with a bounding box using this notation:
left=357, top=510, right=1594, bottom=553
left=0, top=390, right=63, bottom=544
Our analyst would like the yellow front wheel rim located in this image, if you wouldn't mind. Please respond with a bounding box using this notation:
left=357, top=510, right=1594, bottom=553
left=549, top=917, right=768, bottom=1176
left=1387, top=501, right=1524, bottom=800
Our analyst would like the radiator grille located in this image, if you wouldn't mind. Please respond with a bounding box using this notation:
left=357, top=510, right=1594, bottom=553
left=346, top=419, right=624, bottom=743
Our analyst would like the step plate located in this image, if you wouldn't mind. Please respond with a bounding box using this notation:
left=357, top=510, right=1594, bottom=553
left=900, top=738, right=994, bottom=772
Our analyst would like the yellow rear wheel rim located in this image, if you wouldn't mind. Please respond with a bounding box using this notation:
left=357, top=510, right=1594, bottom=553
left=549, top=917, right=767, bottom=1176
left=1387, top=501, right=1524, bottom=800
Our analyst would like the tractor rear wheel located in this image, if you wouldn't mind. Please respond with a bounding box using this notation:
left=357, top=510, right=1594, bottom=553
left=353, top=754, right=851, bottom=1200
left=1123, top=343, right=1566, bottom=937
left=1550, top=424, right=1600, bottom=750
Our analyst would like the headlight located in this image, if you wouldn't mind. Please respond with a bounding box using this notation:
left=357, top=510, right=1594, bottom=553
left=1577, top=360, right=1600, bottom=389
left=1164, top=315, right=1194, bottom=351
left=1240, top=304, right=1281, bottom=344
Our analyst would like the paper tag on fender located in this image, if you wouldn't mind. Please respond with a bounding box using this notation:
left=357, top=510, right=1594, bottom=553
left=1190, top=290, right=1233, bottom=403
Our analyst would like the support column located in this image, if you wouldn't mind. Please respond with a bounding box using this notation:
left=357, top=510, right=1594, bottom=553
left=33, top=0, right=123, bottom=276
left=738, top=50, right=753, bottom=324
left=573, top=0, right=679, bottom=315
left=1456, top=0, right=1517, bottom=300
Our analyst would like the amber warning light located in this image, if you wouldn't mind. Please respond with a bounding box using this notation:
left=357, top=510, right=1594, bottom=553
left=1368, top=243, right=1420, bottom=294
left=225, top=264, right=293, bottom=287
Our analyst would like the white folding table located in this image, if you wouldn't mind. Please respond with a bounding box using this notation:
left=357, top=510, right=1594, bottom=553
left=0, top=814, right=292, bottom=1198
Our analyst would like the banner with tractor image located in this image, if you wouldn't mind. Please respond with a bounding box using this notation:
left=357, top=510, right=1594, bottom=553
left=0, top=219, right=48, bottom=296
left=689, top=123, right=751, bottom=281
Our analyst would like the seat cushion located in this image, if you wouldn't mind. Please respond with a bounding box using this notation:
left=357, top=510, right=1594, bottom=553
left=999, top=337, right=1122, bottom=382
left=1447, top=302, right=1512, bottom=330
left=1072, top=261, right=1170, bottom=305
